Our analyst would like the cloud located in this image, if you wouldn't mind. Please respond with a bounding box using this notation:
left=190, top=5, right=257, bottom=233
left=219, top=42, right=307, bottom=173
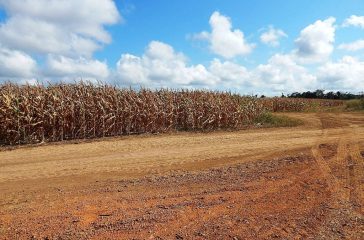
left=0, top=16, right=102, bottom=58
left=190, top=31, right=210, bottom=41
left=0, top=0, right=120, bottom=57
left=193, top=11, right=255, bottom=59
left=0, top=0, right=120, bottom=42
left=116, top=41, right=219, bottom=87
left=115, top=41, right=320, bottom=94
left=46, top=55, right=109, bottom=80
left=0, top=0, right=120, bottom=80
left=338, top=39, right=364, bottom=51
left=116, top=41, right=256, bottom=91
left=343, top=15, right=364, bottom=28
left=0, top=47, right=37, bottom=78
left=260, top=26, right=287, bottom=47
left=294, top=17, right=336, bottom=63
left=209, top=59, right=252, bottom=89
left=317, top=56, right=364, bottom=91
left=254, top=54, right=317, bottom=92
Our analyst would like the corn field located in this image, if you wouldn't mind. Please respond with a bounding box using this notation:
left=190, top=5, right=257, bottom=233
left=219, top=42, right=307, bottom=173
left=0, top=83, right=265, bottom=146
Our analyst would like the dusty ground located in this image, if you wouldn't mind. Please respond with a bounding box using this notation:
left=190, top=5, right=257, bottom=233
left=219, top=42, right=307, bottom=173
left=0, top=112, right=363, bottom=239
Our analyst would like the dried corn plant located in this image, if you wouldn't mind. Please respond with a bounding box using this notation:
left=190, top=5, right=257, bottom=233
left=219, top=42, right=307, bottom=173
left=0, top=83, right=265, bottom=146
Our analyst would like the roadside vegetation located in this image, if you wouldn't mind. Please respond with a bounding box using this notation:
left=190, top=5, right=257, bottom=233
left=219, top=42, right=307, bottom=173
left=254, top=112, right=304, bottom=128
left=345, top=98, right=364, bottom=111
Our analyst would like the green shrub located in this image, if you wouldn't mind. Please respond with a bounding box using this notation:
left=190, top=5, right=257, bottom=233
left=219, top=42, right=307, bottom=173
left=254, top=113, right=303, bottom=128
left=345, top=99, right=364, bottom=111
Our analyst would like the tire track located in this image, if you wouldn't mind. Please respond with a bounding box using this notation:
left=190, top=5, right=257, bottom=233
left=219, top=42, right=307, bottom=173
left=313, top=113, right=364, bottom=239
left=347, top=132, right=364, bottom=214
left=312, top=115, right=349, bottom=203
left=313, top=113, right=364, bottom=213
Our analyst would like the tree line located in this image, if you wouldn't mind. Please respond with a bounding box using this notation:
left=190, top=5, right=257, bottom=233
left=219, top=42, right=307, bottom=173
left=286, top=90, right=364, bottom=100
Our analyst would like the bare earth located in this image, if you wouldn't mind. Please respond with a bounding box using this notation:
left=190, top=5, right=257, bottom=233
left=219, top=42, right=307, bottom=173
left=0, top=112, right=363, bottom=239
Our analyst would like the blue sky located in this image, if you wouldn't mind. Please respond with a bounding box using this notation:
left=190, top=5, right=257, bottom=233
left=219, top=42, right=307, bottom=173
left=103, top=0, right=364, bottom=63
left=0, top=0, right=364, bottom=95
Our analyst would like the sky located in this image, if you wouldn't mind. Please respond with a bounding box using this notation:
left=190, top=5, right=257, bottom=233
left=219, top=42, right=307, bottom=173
left=0, top=0, right=364, bottom=95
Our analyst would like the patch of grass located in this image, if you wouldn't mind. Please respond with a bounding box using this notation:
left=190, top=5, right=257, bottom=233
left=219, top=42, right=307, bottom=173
left=254, top=112, right=304, bottom=128
left=345, top=99, right=364, bottom=111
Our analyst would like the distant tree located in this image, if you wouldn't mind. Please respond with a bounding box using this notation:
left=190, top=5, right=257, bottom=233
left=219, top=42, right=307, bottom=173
left=287, top=89, right=362, bottom=100
left=315, top=89, right=324, bottom=98
left=289, top=92, right=300, bottom=98
left=336, top=91, right=342, bottom=99
left=325, top=91, right=335, bottom=99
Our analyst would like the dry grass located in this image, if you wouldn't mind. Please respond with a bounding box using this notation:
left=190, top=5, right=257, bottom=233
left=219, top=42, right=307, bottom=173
left=254, top=113, right=304, bottom=128
left=345, top=99, right=364, bottom=111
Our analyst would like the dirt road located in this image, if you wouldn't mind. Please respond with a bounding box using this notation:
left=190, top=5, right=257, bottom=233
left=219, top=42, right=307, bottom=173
left=0, top=112, right=363, bottom=239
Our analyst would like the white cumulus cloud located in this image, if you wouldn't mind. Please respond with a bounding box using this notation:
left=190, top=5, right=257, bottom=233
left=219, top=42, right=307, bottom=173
left=193, top=11, right=255, bottom=59
left=116, top=41, right=219, bottom=88
left=254, top=54, right=317, bottom=92
left=260, top=26, right=287, bottom=47
left=338, top=39, right=364, bottom=51
left=294, top=17, right=336, bottom=63
left=0, top=0, right=120, bottom=57
left=46, top=55, right=110, bottom=80
left=0, top=47, right=37, bottom=78
left=209, top=59, right=252, bottom=89
left=0, top=16, right=102, bottom=58
left=0, top=0, right=119, bottom=80
left=317, top=56, right=364, bottom=91
left=115, top=41, right=321, bottom=94
left=343, top=15, right=364, bottom=28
